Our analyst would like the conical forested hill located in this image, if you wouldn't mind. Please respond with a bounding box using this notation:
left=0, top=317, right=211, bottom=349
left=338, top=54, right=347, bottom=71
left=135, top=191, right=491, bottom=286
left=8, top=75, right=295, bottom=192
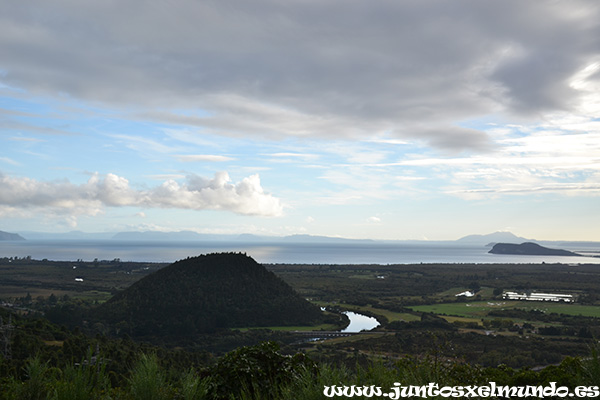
left=96, top=253, right=325, bottom=336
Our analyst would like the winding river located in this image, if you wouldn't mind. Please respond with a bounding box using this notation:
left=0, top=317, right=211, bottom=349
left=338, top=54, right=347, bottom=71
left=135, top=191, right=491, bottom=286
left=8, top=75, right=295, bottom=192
left=340, top=311, right=380, bottom=333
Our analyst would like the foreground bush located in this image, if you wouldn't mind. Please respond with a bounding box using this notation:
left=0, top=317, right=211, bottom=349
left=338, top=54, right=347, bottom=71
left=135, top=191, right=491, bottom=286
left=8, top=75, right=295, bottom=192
left=2, top=341, right=600, bottom=399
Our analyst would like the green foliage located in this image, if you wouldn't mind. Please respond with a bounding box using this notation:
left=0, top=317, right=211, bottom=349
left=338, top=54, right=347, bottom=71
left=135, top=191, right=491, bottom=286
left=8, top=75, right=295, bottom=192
left=207, top=341, right=316, bottom=400
left=51, top=356, right=110, bottom=400
left=280, top=362, right=352, bottom=400
left=128, top=353, right=170, bottom=400
left=178, top=369, right=210, bottom=400
left=2, top=341, right=600, bottom=399
left=3, top=357, right=52, bottom=400
left=579, top=342, right=600, bottom=385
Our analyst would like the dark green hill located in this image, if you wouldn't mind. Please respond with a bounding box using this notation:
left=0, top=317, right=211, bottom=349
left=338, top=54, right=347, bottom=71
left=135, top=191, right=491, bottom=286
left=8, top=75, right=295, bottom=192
left=489, top=242, right=581, bottom=257
left=96, top=253, right=325, bottom=336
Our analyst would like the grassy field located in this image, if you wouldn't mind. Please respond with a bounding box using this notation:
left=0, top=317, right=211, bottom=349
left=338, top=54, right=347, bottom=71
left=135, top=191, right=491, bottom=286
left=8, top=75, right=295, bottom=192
left=440, top=315, right=483, bottom=325
left=0, top=259, right=164, bottom=301
left=409, top=300, right=600, bottom=319
left=0, top=285, right=73, bottom=299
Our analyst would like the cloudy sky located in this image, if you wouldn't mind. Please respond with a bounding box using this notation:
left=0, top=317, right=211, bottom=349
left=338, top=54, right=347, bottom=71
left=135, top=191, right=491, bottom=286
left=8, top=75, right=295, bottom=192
left=1, top=0, right=599, bottom=241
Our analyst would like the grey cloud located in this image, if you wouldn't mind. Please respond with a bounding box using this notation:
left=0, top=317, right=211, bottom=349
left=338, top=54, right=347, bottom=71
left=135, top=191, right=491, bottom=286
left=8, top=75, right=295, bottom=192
left=419, top=126, right=494, bottom=153
left=0, top=113, right=78, bottom=136
left=1, top=0, right=599, bottom=151
left=590, top=68, right=600, bottom=83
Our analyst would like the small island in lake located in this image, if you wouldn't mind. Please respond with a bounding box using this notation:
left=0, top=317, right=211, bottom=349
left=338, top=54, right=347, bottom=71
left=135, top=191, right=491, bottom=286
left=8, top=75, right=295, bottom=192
left=489, top=242, right=581, bottom=257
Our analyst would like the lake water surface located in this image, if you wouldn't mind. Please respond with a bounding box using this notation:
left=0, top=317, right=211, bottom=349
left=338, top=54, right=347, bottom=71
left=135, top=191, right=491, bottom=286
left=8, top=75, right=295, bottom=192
left=0, top=240, right=598, bottom=265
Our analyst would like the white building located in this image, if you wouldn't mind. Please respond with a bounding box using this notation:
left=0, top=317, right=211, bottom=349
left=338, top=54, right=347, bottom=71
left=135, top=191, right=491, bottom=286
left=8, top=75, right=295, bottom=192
left=502, top=291, right=574, bottom=303
left=455, top=290, right=475, bottom=297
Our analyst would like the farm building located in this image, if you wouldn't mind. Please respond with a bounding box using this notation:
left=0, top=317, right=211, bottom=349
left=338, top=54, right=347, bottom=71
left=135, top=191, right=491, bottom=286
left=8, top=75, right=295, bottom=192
left=502, top=291, right=574, bottom=302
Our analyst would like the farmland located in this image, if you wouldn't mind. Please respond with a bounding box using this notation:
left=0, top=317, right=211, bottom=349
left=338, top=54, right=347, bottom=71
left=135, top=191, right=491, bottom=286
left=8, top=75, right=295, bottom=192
left=2, top=257, right=600, bottom=367
left=409, top=301, right=600, bottom=319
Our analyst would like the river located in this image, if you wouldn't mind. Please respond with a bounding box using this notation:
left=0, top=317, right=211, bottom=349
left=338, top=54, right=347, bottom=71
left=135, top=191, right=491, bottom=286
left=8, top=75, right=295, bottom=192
left=341, top=311, right=380, bottom=333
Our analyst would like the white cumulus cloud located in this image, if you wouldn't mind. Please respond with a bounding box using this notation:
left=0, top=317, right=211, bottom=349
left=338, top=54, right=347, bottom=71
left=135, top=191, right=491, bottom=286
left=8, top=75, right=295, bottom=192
left=0, top=171, right=283, bottom=217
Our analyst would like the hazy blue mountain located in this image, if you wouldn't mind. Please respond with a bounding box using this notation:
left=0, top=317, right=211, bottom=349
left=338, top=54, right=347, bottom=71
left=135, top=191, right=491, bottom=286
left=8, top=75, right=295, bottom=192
left=18, top=231, right=114, bottom=240
left=282, top=234, right=374, bottom=243
left=456, top=231, right=530, bottom=246
left=111, top=232, right=375, bottom=243
left=111, top=230, right=238, bottom=241
left=12, top=230, right=599, bottom=251
left=236, top=233, right=267, bottom=241
left=0, top=230, right=25, bottom=241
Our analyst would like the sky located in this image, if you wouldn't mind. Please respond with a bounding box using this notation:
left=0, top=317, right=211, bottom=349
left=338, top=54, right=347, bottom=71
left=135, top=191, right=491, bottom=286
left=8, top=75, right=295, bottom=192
left=1, top=0, right=599, bottom=241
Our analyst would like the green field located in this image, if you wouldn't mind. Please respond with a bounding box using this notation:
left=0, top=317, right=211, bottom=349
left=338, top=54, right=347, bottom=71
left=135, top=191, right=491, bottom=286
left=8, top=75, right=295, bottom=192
left=409, top=301, right=600, bottom=319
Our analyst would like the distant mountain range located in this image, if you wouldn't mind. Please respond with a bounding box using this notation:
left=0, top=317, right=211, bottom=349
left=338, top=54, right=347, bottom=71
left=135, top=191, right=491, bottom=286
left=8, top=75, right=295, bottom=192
left=16, top=229, right=523, bottom=243
left=456, top=231, right=529, bottom=245
left=0, top=230, right=25, bottom=241
left=9, top=230, right=600, bottom=248
left=111, top=232, right=376, bottom=243
left=111, top=230, right=235, bottom=241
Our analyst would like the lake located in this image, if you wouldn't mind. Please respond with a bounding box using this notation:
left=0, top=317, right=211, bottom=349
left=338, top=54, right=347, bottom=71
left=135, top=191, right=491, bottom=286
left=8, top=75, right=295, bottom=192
left=0, top=240, right=598, bottom=265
